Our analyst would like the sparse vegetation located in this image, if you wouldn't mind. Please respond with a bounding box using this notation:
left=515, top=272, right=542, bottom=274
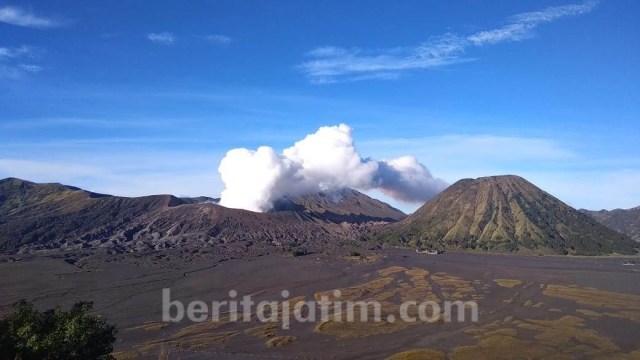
left=265, top=335, right=296, bottom=347
left=385, top=348, right=445, bottom=360
left=493, top=279, right=522, bottom=288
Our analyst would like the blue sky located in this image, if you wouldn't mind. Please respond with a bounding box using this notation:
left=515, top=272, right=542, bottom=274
left=0, top=0, right=639, bottom=213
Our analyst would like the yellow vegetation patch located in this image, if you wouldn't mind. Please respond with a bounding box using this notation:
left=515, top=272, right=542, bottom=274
left=603, top=311, right=640, bottom=321
left=464, top=328, right=488, bottom=336
left=432, top=273, right=478, bottom=300
left=132, top=331, right=239, bottom=354
left=265, top=335, right=296, bottom=348
left=112, top=350, right=139, bottom=359
left=377, top=266, right=408, bottom=277
left=314, top=318, right=410, bottom=339
left=131, top=339, right=168, bottom=354
left=518, top=316, right=619, bottom=355
left=244, top=323, right=278, bottom=338
left=480, top=328, right=518, bottom=338
left=173, top=315, right=230, bottom=338
left=577, top=309, right=602, bottom=318
left=385, top=348, right=445, bottom=360
left=124, top=321, right=169, bottom=331
left=314, top=277, right=393, bottom=301
left=543, top=285, right=640, bottom=311
left=451, top=314, right=640, bottom=359
left=173, top=331, right=238, bottom=351
left=402, top=267, right=437, bottom=302
left=523, top=300, right=543, bottom=308
left=493, top=279, right=522, bottom=288
left=451, top=334, right=554, bottom=360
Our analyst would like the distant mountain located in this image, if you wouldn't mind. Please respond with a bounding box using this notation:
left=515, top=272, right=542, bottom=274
left=581, top=207, right=640, bottom=242
left=0, top=178, right=401, bottom=256
left=272, top=188, right=406, bottom=223
left=379, top=175, right=637, bottom=255
left=179, top=196, right=220, bottom=205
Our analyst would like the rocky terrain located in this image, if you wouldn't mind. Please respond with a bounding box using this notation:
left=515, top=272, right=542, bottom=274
left=0, top=178, right=403, bottom=258
left=379, top=175, right=637, bottom=255
left=1, top=176, right=637, bottom=259
left=272, top=188, right=406, bottom=223
left=581, top=206, right=640, bottom=242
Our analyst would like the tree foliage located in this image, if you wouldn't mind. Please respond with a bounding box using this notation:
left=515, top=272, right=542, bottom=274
left=0, top=300, right=117, bottom=360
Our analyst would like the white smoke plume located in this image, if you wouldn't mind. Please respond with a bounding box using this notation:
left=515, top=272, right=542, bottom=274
left=218, top=124, right=447, bottom=212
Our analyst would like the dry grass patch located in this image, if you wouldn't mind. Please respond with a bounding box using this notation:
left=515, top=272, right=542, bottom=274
left=265, top=335, right=296, bottom=348
left=493, top=279, right=522, bottom=288
left=464, top=328, right=488, bottom=336
left=450, top=313, right=640, bottom=359
left=112, top=350, right=139, bottom=359
left=377, top=266, right=408, bottom=277
left=132, top=339, right=169, bottom=354
left=124, top=321, right=169, bottom=332
left=577, top=309, right=602, bottom=318
left=173, top=315, right=230, bottom=338
left=173, top=331, right=238, bottom=351
left=402, top=268, right=437, bottom=302
left=244, top=323, right=278, bottom=338
left=314, top=318, right=410, bottom=339
left=451, top=334, right=554, bottom=360
left=432, top=273, right=478, bottom=300
left=523, top=300, right=543, bottom=308
left=543, top=285, right=640, bottom=311
left=385, top=348, right=445, bottom=360
left=315, top=277, right=393, bottom=301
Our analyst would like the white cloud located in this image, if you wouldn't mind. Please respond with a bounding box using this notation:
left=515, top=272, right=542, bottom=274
left=356, top=133, right=640, bottom=212
left=17, top=64, right=42, bottom=73
left=300, top=1, right=597, bottom=83
left=300, top=34, right=469, bottom=84
left=206, top=34, right=232, bottom=44
left=468, top=0, right=597, bottom=46
left=218, top=124, right=447, bottom=212
left=148, top=32, right=176, bottom=45
left=0, top=45, right=38, bottom=59
left=0, top=6, right=64, bottom=28
left=467, top=23, right=533, bottom=46
left=0, top=46, right=43, bottom=79
left=358, top=134, right=577, bottom=195
left=510, top=0, right=597, bottom=24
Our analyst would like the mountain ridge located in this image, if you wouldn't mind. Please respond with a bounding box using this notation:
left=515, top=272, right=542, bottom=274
left=581, top=206, right=640, bottom=242
left=0, top=177, right=401, bottom=257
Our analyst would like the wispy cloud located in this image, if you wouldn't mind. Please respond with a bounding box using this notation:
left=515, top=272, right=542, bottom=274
left=148, top=32, right=176, bottom=45
left=0, top=45, right=38, bottom=59
left=16, top=64, right=42, bottom=73
left=206, top=34, right=232, bottom=44
left=0, top=45, right=43, bottom=79
left=468, top=0, right=597, bottom=46
left=300, top=1, right=597, bottom=83
left=0, top=6, right=65, bottom=29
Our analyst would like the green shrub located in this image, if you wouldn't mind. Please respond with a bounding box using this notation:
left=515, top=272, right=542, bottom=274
left=0, top=300, right=117, bottom=360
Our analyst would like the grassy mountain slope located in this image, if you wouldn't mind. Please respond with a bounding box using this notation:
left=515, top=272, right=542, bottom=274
left=379, top=175, right=637, bottom=255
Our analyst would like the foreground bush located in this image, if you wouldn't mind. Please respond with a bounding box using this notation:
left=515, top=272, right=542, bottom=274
left=0, top=300, right=117, bottom=360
